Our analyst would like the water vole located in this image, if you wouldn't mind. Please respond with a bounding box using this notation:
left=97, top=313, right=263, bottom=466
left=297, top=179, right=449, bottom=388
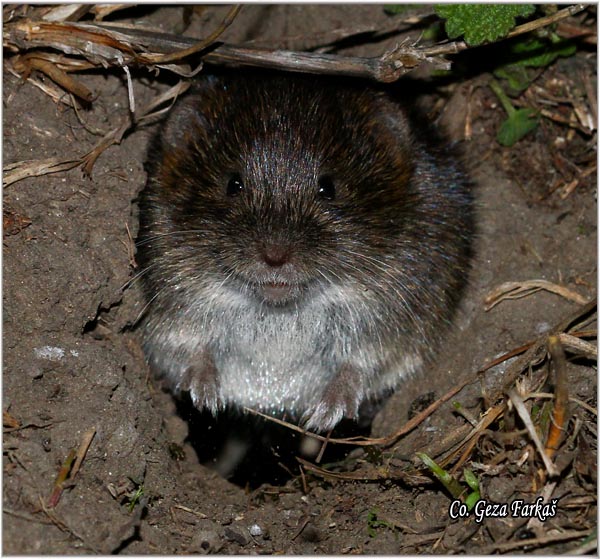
left=137, top=73, right=473, bottom=432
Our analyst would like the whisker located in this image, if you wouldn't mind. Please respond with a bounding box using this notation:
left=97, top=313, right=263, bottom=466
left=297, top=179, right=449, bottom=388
left=135, top=230, right=206, bottom=247
left=329, top=249, right=425, bottom=337
left=133, top=284, right=169, bottom=326
left=120, top=263, right=157, bottom=291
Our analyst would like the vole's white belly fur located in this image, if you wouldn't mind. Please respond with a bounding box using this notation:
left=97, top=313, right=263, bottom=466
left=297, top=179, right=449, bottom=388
left=149, top=283, right=421, bottom=414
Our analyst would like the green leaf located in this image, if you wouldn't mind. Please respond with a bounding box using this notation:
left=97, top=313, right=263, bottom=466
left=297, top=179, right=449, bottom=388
left=497, top=108, right=539, bottom=146
left=494, top=65, right=533, bottom=94
left=416, top=452, right=464, bottom=499
left=509, top=36, right=577, bottom=68
left=366, top=509, right=379, bottom=538
left=493, top=36, right=577, bottom=94
left=463, top=469, right=480, bottom=492
left=127, top=485, right=144, bottom=513
left=435, top=4, right=535, bottom=45
left=465, top=490, right=481, bottom=511
left=366, top=509, right=393, bottom=538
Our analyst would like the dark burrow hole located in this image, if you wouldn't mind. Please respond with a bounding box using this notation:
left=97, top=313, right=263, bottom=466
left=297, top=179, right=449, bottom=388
left=174, top=394, right=374, bottom=489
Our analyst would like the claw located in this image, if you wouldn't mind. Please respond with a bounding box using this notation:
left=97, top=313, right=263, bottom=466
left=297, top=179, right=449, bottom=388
left=302, top=402, right=346, bottom=432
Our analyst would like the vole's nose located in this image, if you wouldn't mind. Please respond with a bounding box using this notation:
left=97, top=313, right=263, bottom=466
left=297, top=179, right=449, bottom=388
left=262, top=243, right=291, bottom=267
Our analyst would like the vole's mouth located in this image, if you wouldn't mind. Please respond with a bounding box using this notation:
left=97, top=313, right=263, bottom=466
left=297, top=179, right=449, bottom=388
left=254, top=281, right=304, bottom=305
left=259, top=281, right=300, bottom=304
left=230, top=270, right=312, bottom=305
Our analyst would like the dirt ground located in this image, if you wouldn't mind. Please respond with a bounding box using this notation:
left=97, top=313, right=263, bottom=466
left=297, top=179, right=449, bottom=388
left=3, top=5, right=597, bottom=555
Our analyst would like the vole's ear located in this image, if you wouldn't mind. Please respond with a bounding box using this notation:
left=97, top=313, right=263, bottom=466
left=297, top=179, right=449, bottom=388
left=161, top=76, right=220, bottom=152
left=372, top=95, right=413, bottom=146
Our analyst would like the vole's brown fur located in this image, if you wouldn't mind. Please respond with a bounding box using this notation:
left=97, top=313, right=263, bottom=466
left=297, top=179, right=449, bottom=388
left=137, top=73, right=473, bottom=431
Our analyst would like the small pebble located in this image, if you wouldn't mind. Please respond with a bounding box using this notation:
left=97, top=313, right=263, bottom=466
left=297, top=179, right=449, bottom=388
left=224, top=527, right=249, bottom=546
left=249, top=524, right=262, bottom=537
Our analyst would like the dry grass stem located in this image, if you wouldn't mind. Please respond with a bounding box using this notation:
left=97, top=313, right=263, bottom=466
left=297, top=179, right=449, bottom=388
left=528, top=392, right=597, bottom=416
left=3, top=18, right=441, bottom=82
left=485, top=279, right=589, bottom=310
left=3, top=157, right=82, bottom=187
left=46, top=428, right=95, bottom=508
left=539, top=108, right=594, bottom=134
left=447, top=404, right=506, bottom=474
left=170, top=504, right=208, bottom=520
left=558, top=332, right=597, bottom=358
left=47, top=449, right=77, bottom=508
left=507, top=388, right=559, bottom=477
left=416, top=424, right=473, bottom=466
left=296, top=456, right=409, bottom=483
left=545, top=336, right=569, bottom=461
left=71, top=428, right=96, bottom=479
left=582, top=69, right=598, bottom=124
left=477, top=341, right=533, bottom=374
left=526, top=480, right=558, bottom=532
left=315, top=429, right=332, bottom=463
left=561, top=165, right=596, bottom=199
left=4, top=20, right=143, bottom=66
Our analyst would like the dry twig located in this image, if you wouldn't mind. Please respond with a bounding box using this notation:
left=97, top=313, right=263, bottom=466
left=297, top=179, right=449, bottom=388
left=137, top=4, right=241, bottom=65
left=4, top=4, right=587, bottom=85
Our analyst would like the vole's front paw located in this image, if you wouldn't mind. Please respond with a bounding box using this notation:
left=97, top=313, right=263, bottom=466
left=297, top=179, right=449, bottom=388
left=188, top=375, right=221, bottom=413
left=302, top=365, right=362, bottom=432
left=178, top=354, right=222, bottom=413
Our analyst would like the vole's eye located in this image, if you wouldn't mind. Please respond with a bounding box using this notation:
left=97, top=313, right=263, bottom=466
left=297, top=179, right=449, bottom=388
left=317, top=175, right=336, bottom=201
left=226, top=174, right=244, bottom=197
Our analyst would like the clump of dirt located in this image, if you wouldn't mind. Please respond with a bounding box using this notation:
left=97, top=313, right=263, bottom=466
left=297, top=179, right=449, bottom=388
left=3, top=5, right=596, bottom=555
